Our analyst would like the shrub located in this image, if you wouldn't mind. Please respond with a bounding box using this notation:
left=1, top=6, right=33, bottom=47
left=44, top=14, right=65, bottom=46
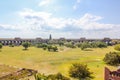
left=9, top=43, right=14, bottom=47
left=103, top=52, right=120, bottom=65
left=96, top=42, right=107, bottom=48
left=22, top=42, right=30, bottom=50
left=43, top=47, right=47, bottom=50
left=69, top=63, right=93, bottom=80
left=34, top=73, right=47, bottom=80
left=80, top=42, right=91, bottom=50
left=58, top=41, right=64, bottom=46
left=0, top=43, right=3, bottom=49
left=76, top=43, right=82, bottom=48
left=47, top=45, right=58, bottom=52
left=47, top=45, right=53, bottom=51
left=34, top=73, right=70, bottom=80
left=65, top=42, right=76, bottom=48
left=52, top=46, right=58, bottom=52
left=114, top=44, right=120, bottom=51
left=36, top=43, right=47, bottom=48
left=89, top=42, right=98, bottom=48
left=48, top=73, right=70, bottom=80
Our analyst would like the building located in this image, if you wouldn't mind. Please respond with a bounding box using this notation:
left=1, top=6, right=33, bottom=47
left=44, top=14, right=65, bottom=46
left=0, top=36, right=114, bottom=46
left=105, top=67, right=120, bottom=80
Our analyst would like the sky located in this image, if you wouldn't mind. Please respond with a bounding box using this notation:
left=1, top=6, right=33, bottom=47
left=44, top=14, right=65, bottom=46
left=0, top=0, right=120, bottom=39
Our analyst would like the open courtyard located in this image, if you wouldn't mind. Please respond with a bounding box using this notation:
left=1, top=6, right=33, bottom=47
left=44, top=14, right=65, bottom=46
left=0, top=46, right=117, bottom=80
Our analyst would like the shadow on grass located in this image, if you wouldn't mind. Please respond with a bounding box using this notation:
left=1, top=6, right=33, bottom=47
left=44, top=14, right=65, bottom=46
left=22, top=49, right=29, bottom=51
left=84, top=49, right=93, bottom=51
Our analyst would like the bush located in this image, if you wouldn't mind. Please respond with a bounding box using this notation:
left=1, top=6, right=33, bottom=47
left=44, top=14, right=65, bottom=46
left=114, top=44, right=120, bottom=51
left=69, top=63, right=93, bottom=80
left=65, top=42, right=76, bottom=48
left=103, top=52, right=120, bottom=65
left=22, top=42, right=30, bottom=50
left=34, top=73, right=70, bottom=80
left=9, top=43, right=14, bottom=47
left=89, top=42, right=98, bottom=48
left=76, top=43, right=82, bottom=48
left=36, top=43, right=47, bottom=48
left=79, top=42, right=107, bottom=50
left=52, top=46, right=58, bottom=52
left=96, top=42, right=107, bottom=48
left=80, top=42, right=91, bottom=50
left=48, top=73, right=70, bottom=80
left=43, top=47, right=47, bottom=50
left=34, top=73, right=47, bottom=80
left=47, top=45, right=58, bottom=52
left=0, top=43, right=3, bottom=49
left=58, top=41, right=64, bottom=46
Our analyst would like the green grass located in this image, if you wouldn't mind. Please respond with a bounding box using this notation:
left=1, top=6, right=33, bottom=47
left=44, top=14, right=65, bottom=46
left=0, top=46, right=117, bottom=80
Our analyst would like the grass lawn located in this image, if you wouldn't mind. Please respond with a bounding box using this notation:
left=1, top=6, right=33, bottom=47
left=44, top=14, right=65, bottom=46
left=0, top=46, right=117, bottom=80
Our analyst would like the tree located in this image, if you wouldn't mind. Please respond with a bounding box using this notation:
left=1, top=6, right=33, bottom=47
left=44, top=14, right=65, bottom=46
left=103, top=52, right=120, bottom=65
left=52, top=46, right=58, bottom=52
left=9, top=43, right=14, bottom=47
left=47, top=45, right=58, bottom=52
left=47, top=45, right=52, bottom=51
left=22, top=42, right=30, bottom=50
left=114, top=44, right=120, bottom=51
left=96, top=42, right=107, bottom=48
left=76, top=43, right=82, bottom=48
left=0, top=43, right=3, bottom=50
left=65, top=42, right=76, bottom=48
left=58, top=41, right=64, bottom=46
left=80, top=42, right=91, bottom=50
left=69, top=63, right=93, bottom=80
left=36, top=43, right=47, bottom=48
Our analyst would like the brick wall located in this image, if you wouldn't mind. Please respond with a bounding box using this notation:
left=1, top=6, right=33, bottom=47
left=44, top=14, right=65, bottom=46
left=105, top=67, right=120, bottom=80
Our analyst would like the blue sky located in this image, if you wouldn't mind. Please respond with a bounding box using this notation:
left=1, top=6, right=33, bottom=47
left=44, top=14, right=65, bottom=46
left=0, top=0, right=120, bottom=39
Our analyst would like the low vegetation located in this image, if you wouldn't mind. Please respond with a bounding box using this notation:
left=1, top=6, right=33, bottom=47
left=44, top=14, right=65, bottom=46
left=0, top=41, right=118, bottom=80
left=69, top=63, right=93, bottom=80
left=22, top=42, right=30, bottom=50
left=0, top=43, right=3, bottom=50
left=103, top=44, right=120, bottom=66
left=76, top=42, right=107, bottom=50
left=35, top=73, right=70, bottom=80
left=36, top=43, right=58, bottom=52
left=103, top=52, right=120, bottom=66
left=9, top=43, right=14, bottom=47
left=114, top=44, right=120, bottom=51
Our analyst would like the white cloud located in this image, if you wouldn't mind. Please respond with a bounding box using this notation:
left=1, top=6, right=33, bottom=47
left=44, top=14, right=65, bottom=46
left=1, top=8, right=120, bottom=38
left=39, top=0, right=52, bottom=6
left=0, top=24, right=18, bottom=30
left=18, top=9, right=118, bottom=31
left=73, top=0, right=81, bottom=10
left=74, top=13, right=114, bottom=30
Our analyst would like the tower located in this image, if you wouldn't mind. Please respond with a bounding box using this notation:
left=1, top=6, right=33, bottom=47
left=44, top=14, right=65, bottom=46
left=49, top=34, right=52, bottom=40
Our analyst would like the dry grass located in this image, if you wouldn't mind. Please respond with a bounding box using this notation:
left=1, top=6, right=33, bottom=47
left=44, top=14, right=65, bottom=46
left=0, top=46, right=117, bottom=80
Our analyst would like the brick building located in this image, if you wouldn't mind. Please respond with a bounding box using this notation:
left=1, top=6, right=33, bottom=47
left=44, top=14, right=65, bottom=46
left=0, top=36, right=113, bottom=46
left=105, top=67, right=120, bottom=80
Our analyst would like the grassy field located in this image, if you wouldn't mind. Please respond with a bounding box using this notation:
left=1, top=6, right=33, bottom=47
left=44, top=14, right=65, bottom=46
left=0, top=46, right=117, bottom=80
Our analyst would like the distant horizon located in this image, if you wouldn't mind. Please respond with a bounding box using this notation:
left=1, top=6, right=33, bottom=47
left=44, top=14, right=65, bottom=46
left=0, top=36, right=120, bottom=39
